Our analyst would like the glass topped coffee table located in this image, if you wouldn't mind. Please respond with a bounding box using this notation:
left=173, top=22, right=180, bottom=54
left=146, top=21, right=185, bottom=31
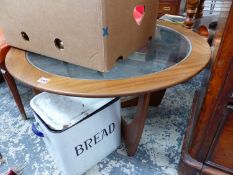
left=5, top=21, right=211, bottom=156
left=26, top=24, right=190, bottom=80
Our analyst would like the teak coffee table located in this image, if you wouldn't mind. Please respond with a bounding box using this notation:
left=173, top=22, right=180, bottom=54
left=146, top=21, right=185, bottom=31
left=5, top=21, right=211, bottom=156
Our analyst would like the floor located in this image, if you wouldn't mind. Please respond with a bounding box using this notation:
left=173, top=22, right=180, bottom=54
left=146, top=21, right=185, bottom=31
left=0, top=70, right=206, bottom=175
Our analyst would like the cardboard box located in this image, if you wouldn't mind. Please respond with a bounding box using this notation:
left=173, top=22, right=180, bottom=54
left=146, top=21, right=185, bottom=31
left=0, top=0, right=158, bottom=72
left=30, top=92, right=121, bottom=175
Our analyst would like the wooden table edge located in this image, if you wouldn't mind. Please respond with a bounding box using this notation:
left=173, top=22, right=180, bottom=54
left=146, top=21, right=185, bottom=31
left=5, top=22, right=211, bottom=97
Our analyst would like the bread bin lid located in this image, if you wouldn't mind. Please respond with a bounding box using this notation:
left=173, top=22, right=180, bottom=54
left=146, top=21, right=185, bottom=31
left=30, top=92, right=115, bottom=131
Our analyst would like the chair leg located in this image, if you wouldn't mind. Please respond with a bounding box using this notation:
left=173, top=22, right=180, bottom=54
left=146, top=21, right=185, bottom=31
left=0, top=63, right=27, bottom=120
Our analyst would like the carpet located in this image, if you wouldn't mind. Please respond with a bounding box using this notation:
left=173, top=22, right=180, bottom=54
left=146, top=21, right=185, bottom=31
left=0, top=70, right=206, bottom=175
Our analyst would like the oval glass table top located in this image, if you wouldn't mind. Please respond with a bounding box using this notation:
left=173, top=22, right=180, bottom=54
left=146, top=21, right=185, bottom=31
left=26, top=25, right=191, bottom=80
left=6, top=21, right=211, bottom=97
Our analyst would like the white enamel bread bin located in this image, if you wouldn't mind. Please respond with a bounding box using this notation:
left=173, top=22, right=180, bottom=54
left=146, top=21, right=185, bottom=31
left=30, top=92, right=121, bottom=175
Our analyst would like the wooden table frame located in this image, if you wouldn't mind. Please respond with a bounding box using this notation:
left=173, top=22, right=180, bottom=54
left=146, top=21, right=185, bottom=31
left=5, top=21, right=211, bottom=156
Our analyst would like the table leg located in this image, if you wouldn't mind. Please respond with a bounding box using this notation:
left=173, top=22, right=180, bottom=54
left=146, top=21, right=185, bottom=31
left=149, top=89, right=166, bottom=106
left=0, top=62, right=27, bottom=120
left=0, top=73, right=4, bottom=82
left=122, top=93, right=150, bottom=156
left=121, top=89, right=166, bottom=108
left=32, top=88, right=42, bottom=95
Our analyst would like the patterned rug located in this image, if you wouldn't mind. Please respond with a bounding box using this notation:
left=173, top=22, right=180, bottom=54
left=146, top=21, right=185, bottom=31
left=0, top=70, right=206, bottom=175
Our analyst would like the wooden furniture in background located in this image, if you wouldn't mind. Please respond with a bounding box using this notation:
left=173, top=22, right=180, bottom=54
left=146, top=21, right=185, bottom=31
left=5, top=22, right=211, bottom=156
left=195, top=0, right=205, bottom=19
left=158, top=0, right=181, bottom=18
left=0, top=35, right=27, bottom=120
left=179, top=2, right=233, bottom=175
left=184, top=0, right=200, bottom=28
left=184, top=0, right=230, bottom=28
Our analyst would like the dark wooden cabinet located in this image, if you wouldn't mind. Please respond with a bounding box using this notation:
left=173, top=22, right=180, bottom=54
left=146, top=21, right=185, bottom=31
left=179, top=1, right=233, bottom=175
left=158, top=0, right=181, bottom=18
left=205, top=62, right=233, bottom=173
left=208, top=112, right=233, bottom=169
